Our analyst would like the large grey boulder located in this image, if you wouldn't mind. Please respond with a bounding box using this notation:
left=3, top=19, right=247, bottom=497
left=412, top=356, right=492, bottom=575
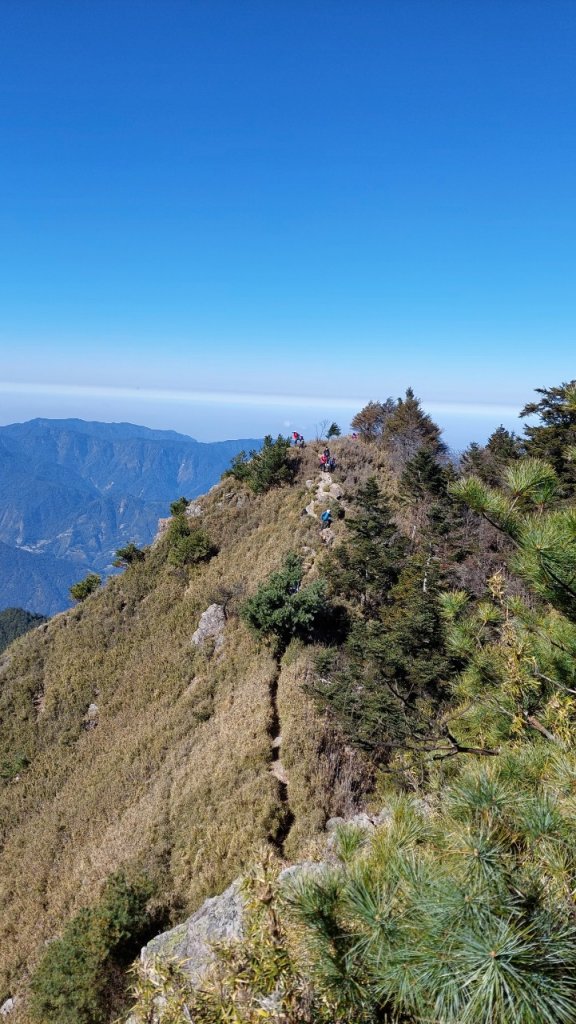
left=191, top=604, right=226, bottom=652
left=141, top=878, right=244, bottom=986
left=130, top=819, right=395, bottom=1021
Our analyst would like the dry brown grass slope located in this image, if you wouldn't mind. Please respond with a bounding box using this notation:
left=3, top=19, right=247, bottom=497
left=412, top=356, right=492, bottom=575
left=0, top=440, right=373, bottom=1013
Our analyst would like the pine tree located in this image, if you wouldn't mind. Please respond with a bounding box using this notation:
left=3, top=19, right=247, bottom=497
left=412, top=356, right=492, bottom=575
left=241, top=553, right=327, bottom=653
left=400, top=447, right=447, bottom=502
left=461, top=426, right=522, bottom=486
left=382, top=388, right=446, bottom=472
left=452, top=458, right=576, bottom=620
left=283, top=753, right=576, bottom=1024
left=521, top=380, right=576, bottom=487
left=225, top=435, right=295, bottom=493
left=324, top=477, right=406, bottom=614
left=350, top=399, right=395, bottom=441
left=448, top=453, right=576, bottom=748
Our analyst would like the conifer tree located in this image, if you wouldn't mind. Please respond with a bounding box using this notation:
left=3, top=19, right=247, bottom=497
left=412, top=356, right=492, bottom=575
left=448, top=453, right=576, bottom=747
left=521, top=380, right=576, bottom=487
left=452, top=457, right=576, bottom=620
left=461, top=425, right=522, bottom=485
left=324, top=477, right=406, bottom=614
left=225, top=435, right=295, bottom=493
left=317, top=478, right=451, bottom=761
left=382, top=387, right=446, bottom=471
left=399, top=446, right=447, bottom=502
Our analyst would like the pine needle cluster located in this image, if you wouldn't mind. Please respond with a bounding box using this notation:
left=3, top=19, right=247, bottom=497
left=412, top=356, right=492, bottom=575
left=130, top=749, right=576, bottom=1024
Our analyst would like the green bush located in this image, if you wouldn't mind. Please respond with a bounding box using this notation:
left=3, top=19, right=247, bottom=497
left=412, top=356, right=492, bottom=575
left=168, top=529, right=217, bottom=568
left=165, top=514, right=217, bottom=568
left=70, top=574, right=101, bottom=603
left=113, top=543, right=146, bottom=568
left=29, top=874, right=154, bottom=1024
left=225, top=435, right=295, bottom=493
left=0, top=751, right=29, bottom=782
left=241, top=553, right=327, bottom=653
left=169, top=496, right=190, bottom=517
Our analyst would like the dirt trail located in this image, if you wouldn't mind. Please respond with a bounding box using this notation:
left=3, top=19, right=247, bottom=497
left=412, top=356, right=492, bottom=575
left=267, top=664, right=294, bottom=857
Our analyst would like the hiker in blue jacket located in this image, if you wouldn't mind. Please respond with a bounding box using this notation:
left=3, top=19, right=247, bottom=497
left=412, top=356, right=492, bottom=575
left=321, top=508, right=332, bottom=529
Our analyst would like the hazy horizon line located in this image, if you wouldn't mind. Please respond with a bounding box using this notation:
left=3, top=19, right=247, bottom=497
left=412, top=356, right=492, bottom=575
left=0, top=381, right=522, bottom=420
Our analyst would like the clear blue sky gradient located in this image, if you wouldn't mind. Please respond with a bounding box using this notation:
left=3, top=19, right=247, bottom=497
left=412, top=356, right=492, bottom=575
left=0, top=1, right=574, bottom=445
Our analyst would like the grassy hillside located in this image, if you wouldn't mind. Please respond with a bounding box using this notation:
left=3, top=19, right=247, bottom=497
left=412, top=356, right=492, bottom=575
left=0, top=440, right=371, bottom=1017
left=4, top=386, right=576, bottom=1024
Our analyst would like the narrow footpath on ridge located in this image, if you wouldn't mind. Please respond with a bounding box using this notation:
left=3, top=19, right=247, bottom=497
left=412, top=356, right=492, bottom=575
left=267, top=661, right=294, bottom=857
left=267, top=461, right=346, bottom=857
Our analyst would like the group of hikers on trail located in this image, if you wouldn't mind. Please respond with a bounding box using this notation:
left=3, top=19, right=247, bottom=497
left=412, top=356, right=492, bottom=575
left=291, top=432, right=336, bottom=530
left=291, top=432, right=336, bottom=473
left=320, top=446, right=336, bottom=472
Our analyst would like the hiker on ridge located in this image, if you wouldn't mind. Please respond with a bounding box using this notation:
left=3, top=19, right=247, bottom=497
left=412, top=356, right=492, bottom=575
left=321, top=508, right=332, bottom=529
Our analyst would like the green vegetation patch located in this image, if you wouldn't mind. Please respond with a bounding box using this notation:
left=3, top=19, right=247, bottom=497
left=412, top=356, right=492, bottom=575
left=30, top=873, right=157, bottom=1024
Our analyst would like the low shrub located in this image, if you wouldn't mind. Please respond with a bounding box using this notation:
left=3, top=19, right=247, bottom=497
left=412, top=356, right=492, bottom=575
left=113, top=543, right=146, bottom=568
left=225, top=435, right=295, bottom=493
left=241, top=553, right=327, bottom=653
left=166, top=516, right=217, bottom=568
left=70, top=574, right=101, bottom=603
left=0, top=751, right=29, bottom=782
left=29, top=873, right=155, bottom=1024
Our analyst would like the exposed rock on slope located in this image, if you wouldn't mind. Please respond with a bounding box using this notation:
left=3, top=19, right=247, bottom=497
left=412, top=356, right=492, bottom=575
left=141, top=878, right=245, bottom=987
left=191, top=603, right=226, bottom=652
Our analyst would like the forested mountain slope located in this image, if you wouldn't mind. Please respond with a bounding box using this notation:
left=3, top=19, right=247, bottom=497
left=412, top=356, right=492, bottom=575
left=0, top=609, right=46, bottom=656
left=0, top=419, right=260, bottom=615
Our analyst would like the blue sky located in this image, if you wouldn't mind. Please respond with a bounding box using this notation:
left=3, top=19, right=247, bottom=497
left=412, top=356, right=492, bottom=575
left=1, top=1, right=574, bottom=447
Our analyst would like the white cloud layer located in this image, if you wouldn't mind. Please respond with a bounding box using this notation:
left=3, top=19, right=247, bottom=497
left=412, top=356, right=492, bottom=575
left=0, top=381, right=521, bottom=419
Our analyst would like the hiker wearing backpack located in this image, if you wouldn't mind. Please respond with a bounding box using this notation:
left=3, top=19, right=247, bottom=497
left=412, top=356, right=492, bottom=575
left=321, top=508, right=332, bottom=529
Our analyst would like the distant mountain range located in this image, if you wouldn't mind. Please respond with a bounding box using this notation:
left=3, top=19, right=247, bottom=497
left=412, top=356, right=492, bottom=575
left=0, top=419, right=260, bottom=615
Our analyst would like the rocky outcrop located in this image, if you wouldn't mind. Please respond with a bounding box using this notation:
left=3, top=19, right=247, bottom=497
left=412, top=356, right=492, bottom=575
left=303, top=473, right=346, bottom=523
left=135, top=816, right=391, bottom=996
left=325, top=809, right=392, bottom=832
left=191, top=604, right=226, bottom=652
left=141, top=878, right=244, bottom=986
left=83, top=702, right=99, bottom=730
left=154, top=518, right=172, bottom=541
left=185, top=503, right=204, bottom=519
left=137, top=863, right=324, bottom=992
